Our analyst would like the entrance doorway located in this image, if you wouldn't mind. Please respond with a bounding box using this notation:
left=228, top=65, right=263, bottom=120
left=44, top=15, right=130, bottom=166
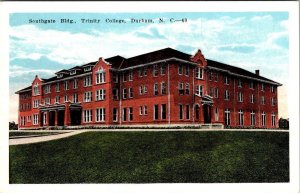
left=49, top=111, right=55, bottom=126
left=70, top=109, right=82, bottom=126
left=57, top=110, right=65, bottom=126
left=203, top=104, right=212, bottom=123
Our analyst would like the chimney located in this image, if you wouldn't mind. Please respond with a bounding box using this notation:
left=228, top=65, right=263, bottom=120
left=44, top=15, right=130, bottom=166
left=255, top=70, right=260, bottom=76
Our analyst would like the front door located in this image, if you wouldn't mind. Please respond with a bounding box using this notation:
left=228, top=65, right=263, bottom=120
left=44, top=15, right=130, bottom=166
left=203, top=104, right=211, bottom=123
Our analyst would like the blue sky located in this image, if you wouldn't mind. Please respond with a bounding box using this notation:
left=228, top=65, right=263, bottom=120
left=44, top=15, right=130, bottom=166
left=9, top=12, right=289, bottom=121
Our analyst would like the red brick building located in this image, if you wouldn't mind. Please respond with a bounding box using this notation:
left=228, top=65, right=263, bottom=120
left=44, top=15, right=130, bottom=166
left=15, top=48, right=281, bottom=129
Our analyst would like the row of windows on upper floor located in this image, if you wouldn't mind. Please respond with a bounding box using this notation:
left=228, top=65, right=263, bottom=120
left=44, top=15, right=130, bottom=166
left=30, top=65, right=276, bottom=97
left=30, top=84, right=277, bottom=109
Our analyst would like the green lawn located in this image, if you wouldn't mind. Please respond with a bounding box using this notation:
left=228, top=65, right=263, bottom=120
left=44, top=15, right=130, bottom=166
left=9, top=132, right=63, bottom=137
left=9, top=131, right=289, bottom=183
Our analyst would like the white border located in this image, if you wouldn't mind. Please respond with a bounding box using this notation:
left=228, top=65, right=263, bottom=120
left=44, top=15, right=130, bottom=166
left=0, top=1, right=299, bottom=193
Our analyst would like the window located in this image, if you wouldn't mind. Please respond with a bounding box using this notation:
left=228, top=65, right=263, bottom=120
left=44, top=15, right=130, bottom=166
left=33, top=114, right=39, bottom=125
left=129, top=107, right=133, bottom=121
left=70, top=70, right=76, bottom=75
left=139, top=86, right=143, bottom=95
left=224, top=76, right=229, bottom=85
left=96, top=68, right=106, bottom=84
left=55, top=82, right=60, bottom=92
left=27, top=116, right=31, bottom=122
left=84, top=91, right=92, bottom=102
left=250, top=94, right=255, bottom=103
left=179, top=104, right=184, bottom=120
left=33, top=83, right=39, bottom=96
left=84, top=75, right=92, bottom=87
left=96, top=108, right=105, bottom=122
left=83, top=109, right=92, bottom=123
left=249, top=81, right=254, bottom=89
left=261, top=83, right=265, bottom=91
left=271, top=97, right=276, bottom=106
left=128, top=71, right=133, bottom=81
left=144, top=106, right=148, bottom=115
left=185, top=83, right=190, bottom=95
left=33, top=100, right=39, bottom=108
left=96, top=89, right=106, bottom=101
left=122, top=108, right=127, bottom=121
left=44, top=85, right=51, bottom=94
left=84, top=66, right=91, bottom=72
left=154, top=83, right=159, bottom=96
left=209, top=87, right=214, bottom=97
left=271, top=112, right=276, bottom=127
left=161, top=82, right=166, bottom=95
left=261, top=96, right=266, bottom=105
left=238, top=79, right=242, bottom=87
left=215, top=108, right=219, bottom=121
left=143, top=67, right=147, bottom=76
left=250, top=111, right=256, bottom=126
left=113, top=108, right=118, bottom=122
left=224, top=109, right=230, bottom=125
left=123, top=88, right=127, bottom=99
left=215, top=73, right=218, bottom=82
left=209, top=71, right=213, bottom=81
left=128, top=88, right=133, bottom=98
left=113, top=73, right=119, bottom=83
left=161, top=64, right=166, bottom=75
left=113, top=88, right=119, bottom=100
left=178, top=82, right=184, bottom=95
left=154, top=105, right=159, bottom=120
left=73, top=79, right=78, bottom=89
left=238, top=92, right=243, bottom=102
left=64, top=95, right=68, bottom=102
left=224, top=90, right=230, bottom=100
left=144, top=85, right=148, bottom=94
left=214, top=88, right=218, bottom=98
left=55, top=96, right=60, bottom=104
left=270, top=86, right=275, bottom=93
left=196, top=68, right=203, bottom=79
left=178, top=64, right=183, bottom=75
left=139, top=106, right=143, bottom=115
left=45, top=98, right=50, bottom=105
left=138, top=69, right=143, bottom=77
left=185, top=104, right=190, bottom=120
left=122, top=72, right=127, bottom=82
left=64, top=81, right=69, bottom=90
left=196, top=85, right=203, bottom=97
left=73, top=93, right=78, bottom=103
left=161, top=104, right=167, bottom=120
left=153, top=64, right=159, bottom=76
left=57, top=74, right=63, bottom=78
left=185, top=65, right=189, bottom=76
left=238, top=110, right=244, bottom=126
left=261, top=112, right=266, bottom=127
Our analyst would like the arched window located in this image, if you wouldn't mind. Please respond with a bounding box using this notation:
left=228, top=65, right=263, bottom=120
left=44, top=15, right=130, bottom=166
left=96, top=67, right=106, bottom=84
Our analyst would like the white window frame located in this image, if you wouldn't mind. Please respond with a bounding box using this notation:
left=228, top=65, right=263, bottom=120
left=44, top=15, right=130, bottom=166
left=196, top=85, right=203, bottom=97
left=73, top=93, right=78, bottom=103
left=33, top=114, right=39, bottom=125
left=238, top=92, right=243, bottom=102
left=96, top=108, right=105, bottom=122
left=64, top=81, right=69, bottom=90
left=250, top=111, right=256, bottom=126
left=84, top=75, right=92, bottom=87
left=238, top=110, right=244, bottom=126
left=161, top=82, right=166, bottom=95
left=73, top=79, right=78, bottom=89
left=224, top=109, right=230, bottom=125
left=96, top=89, right=106, bottom=101
left=113, top=108, right=118, bottom=122
left=178, top=64, right=183, bottom=75
left=144, top=106, right=148, bottom=115
left=196, top=68, right=203, bottom=79
left=161, top=64, right=166, bottom=75
left=83, top=109, right=92, bottom=123
left=123, top=88, right=127, bottom=99
left=153, top=64, right=159, bottom=77
left=262, top=112, right=266, bottom=127
left=84, top=91, right=92, bottom=102
left=154, top=83, right=159, bottom=96
left=128, top=71, right=133, bottom=81
left=128, top=88, right=133, bottom=98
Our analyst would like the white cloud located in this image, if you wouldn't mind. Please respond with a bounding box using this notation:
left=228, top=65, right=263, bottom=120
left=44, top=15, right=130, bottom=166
left=251, top=15, right=273, bottom=21
left=9, top=65, right=56, bottom=78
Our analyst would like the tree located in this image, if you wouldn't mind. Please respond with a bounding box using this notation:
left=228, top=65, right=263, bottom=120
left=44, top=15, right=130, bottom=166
left=9, top=121, right=18, bottom=130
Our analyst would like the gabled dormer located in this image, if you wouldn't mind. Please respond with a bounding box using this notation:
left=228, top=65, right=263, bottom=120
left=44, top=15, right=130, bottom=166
left=32, top=75, right=43, bottom=97
left=93, top=57, right=111, bottom=85
left=69, top=66, right=82, bottom=75
left=83, top=61, right=97, bottom=72
left=55, top=69, right=69, bottom=78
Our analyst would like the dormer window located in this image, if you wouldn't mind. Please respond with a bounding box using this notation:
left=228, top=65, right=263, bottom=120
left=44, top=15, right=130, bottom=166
left=57, top=74, right=63, bottom=78
left=84, top=66, right=91, bottom=72
left=70, top=70, right=76, bottom=75
left=33, top=83, right=39, bottom=96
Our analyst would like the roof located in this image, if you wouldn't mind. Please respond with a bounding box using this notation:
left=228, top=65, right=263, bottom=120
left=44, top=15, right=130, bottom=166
left=206, top=59, right=280, bottom=85
left=15, top=47, right=281, bottom=94
left=15, top=85, right=31, bottom=94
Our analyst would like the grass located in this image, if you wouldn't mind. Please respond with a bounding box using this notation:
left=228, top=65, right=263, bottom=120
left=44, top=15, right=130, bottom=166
left=9, top=131, right=289, bottom=183
left=9, top=132, right=64, bottom=137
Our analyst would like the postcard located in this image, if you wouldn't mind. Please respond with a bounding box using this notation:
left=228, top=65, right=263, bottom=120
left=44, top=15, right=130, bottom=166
left=0, top=1, right=299, bottom=193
